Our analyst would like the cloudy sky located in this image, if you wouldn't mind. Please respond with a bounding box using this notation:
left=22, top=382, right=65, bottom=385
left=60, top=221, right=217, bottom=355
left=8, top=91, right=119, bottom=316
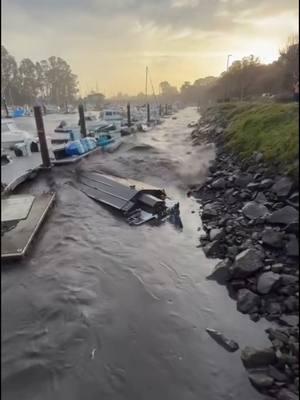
left=2, top=0, right=299, bottom=96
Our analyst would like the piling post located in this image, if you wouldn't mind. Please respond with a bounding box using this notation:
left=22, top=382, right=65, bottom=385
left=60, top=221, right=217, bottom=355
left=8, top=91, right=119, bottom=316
left=159, top=104, right=162, bottom=117
left=127, top=103, right=131, bottom=127
left=78, top=104, right=87, bottom=137
left=165, top=104, right=168, bottom=115
left=147, top=103, right=150, bottom=124
left=3, top=97, right=9, bottom=118
left=33, top=105, right=51, bottom=168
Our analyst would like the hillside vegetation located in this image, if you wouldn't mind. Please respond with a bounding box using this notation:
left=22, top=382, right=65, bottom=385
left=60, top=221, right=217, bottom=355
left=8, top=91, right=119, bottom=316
left=213, top=102, right=299, bottom=178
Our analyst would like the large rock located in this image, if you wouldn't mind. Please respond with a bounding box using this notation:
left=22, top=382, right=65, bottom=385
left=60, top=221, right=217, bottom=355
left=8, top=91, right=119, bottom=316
left=237, top=289, right=260, bottom=313
left=234, top=174, right=252, bottom=188
left=241, top=346, right=276, bottom=368
left=278, top=315, right=299, bottom=327
left=260, top=179, right=274, bottom=189
left=206, top=259, right=230, bottom=284
left=271, top=263, right=284, bottom=273
left=209, top=228, right=224, bottom=241
left=242, top=201, right=269, bottom=220
left=257, top=272, right=281, bottom=294
left=248, top=373, right=274, bottom=389
left=203, top=240, right=221, bottom=258
left=202, top=203, right=218, bottom=219
left=268, top=365, right=289, bottom=382
left=267, top=206, right=298, bottom=225
left=255, top=192, right=268, bottom=204
left=277, top=388, right=299, bottom=400
left=230, top=249, right=264, bottom=278
left=262, top=228, right=284, bottom=248
left=280, top=274, right=298, bottom=286
left=247, top=182, right=261, bottom=191
left=211, top=178, right=226, bottom=190
left=271, top=177, right=293, bottom=198
left=285, top=235, right=299, bottom=257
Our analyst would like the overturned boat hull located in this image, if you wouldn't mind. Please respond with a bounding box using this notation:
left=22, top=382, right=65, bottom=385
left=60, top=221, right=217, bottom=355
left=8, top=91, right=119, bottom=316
left=77, top=172, right=179, bottom=225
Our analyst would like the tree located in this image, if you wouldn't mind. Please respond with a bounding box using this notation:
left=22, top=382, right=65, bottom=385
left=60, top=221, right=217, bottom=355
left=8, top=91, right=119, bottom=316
left=278, top=35, right=299, bottom=90
left=18, top=58, right=40, bottom=103
left=1, top=46, right=19, bottom=103
left=1, top=46, right=79, bottom=106
left=159, top=81, right=178, bottom=103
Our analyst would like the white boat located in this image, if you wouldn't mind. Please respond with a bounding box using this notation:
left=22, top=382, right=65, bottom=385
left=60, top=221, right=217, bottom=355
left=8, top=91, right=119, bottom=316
left=99, top=109, right=123, bottom=122
left=1, top=118, right=34, bottom=149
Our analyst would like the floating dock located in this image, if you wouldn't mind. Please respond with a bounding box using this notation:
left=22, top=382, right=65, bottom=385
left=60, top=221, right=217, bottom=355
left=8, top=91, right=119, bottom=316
left=1, top=152, right=42, bottom=193
left=1, top=192, right=55, bottom=261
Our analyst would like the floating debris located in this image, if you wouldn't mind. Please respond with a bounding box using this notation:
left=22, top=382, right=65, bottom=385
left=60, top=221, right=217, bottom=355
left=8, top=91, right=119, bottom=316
left=206, top=328, right=239, bottom=352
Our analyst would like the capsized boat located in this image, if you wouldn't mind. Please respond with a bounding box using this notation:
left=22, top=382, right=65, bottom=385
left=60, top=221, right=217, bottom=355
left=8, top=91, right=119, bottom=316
left=77, top=172, right=180, bottom=226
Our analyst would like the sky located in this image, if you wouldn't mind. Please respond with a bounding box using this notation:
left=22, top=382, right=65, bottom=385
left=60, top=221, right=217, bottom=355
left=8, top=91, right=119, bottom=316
left=2, top=0, right=299, bottom=96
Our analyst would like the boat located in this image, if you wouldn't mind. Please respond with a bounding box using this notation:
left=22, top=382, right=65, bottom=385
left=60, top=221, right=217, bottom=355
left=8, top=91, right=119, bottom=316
left=1, top=118, right=34, bottom=149
left=54, top=120, right=73, bottom=133
left=99, top=109, right=123, bottom=122
left=89, top=121, right=121, bottom=136
left=77, top=172, right=180, bottom=226
left=97, top=134, right=122, bottom=152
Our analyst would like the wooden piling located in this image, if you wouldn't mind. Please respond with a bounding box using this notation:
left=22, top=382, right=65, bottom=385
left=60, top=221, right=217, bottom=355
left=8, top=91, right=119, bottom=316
left=33, top=106, right=51, bottom=168
left=127, top=103, right=131, bottom=127
left=3, top=97, right=9, bottom=118
left=78, top=104, right=87, bottom=137
left=147, top=103, right=150, bottom=124
left=165, top=104, right=168, bottom=115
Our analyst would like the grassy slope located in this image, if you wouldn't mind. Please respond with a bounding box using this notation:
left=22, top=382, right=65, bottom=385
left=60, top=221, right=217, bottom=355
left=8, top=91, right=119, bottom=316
left=211, top=102, right=299, bottom=178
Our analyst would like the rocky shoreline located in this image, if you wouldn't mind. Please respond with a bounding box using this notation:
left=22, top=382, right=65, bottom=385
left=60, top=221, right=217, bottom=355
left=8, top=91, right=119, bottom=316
left=190, top=109, right=299, bottom=399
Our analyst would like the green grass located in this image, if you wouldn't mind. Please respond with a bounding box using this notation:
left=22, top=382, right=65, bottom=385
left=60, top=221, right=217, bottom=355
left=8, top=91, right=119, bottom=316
left=210, top=102, right=299, bottom=178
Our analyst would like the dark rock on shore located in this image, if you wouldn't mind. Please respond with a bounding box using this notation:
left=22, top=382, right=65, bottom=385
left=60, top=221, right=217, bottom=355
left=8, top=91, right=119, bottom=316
left=248, top=372, right=274, bottom=389
left=242, top=201, right=269, bottom=220
left=241, top=347, right=276, bottom=368
left=257, top=272, right=281, bottom=294
left=271, top=177, right=293, bottom=198
left=267, top=206, right=298, bottom=225
left=206, top=258, right=231, bottom=284
left=230, top=249, right=264, bottom=278
left=237, top=289, right=260, bottom=313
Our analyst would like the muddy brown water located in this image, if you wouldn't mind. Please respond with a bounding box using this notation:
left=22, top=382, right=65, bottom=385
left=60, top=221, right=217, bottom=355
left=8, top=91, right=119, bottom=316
left=2, top=108, right=270, bottom=400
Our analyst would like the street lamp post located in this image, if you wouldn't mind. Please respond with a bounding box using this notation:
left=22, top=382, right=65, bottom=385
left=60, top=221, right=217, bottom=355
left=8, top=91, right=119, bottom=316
left=227, top=54, right=232, bottom=71
left=225, top=54, right=232, bottom=101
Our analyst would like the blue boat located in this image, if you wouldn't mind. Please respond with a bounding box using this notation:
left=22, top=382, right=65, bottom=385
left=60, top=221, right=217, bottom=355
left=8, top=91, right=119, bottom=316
left=97, top=134, right=122, bottom=152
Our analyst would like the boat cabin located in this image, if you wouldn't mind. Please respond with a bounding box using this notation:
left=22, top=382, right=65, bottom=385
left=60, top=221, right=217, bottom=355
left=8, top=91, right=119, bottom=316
left=99, top=109, right=123, bottom=122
